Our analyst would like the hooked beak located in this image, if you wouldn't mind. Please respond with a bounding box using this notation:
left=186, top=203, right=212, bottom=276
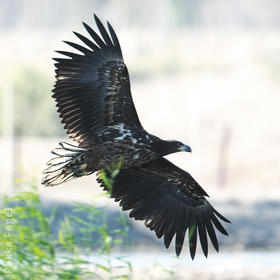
left=179, top=144, right=192, bottom=153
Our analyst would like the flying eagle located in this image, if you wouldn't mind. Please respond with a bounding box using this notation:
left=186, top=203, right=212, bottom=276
left=42, top=14, right=230, bottom=259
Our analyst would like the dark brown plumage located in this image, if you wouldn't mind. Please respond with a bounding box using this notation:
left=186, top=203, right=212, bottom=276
left=42, top=14, right=230, bottom=259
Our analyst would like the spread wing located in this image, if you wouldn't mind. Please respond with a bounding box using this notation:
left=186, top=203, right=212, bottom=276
left=52, top=14, right=141, bottom=146
left=98, top=158, right=230, bottom=259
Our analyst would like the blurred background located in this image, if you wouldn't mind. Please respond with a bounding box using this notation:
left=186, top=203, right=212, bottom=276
left=0, top=0, right=280, bottom=279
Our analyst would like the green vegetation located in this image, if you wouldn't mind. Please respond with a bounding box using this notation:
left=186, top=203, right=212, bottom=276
left=0, top=176, right=132, bottom=280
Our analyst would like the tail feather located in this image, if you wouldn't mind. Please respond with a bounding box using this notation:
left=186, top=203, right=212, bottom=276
left=42, top=142, right=91, bottom=187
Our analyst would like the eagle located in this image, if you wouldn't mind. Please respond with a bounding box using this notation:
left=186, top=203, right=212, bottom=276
left=42, top=14, right=230, bottom=259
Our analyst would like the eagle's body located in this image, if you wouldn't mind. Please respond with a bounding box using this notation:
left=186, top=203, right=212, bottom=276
left=42, top=14, right=230, bottom=259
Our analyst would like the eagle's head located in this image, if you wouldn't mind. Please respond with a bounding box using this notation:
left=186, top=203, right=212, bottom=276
left=156, top=140, right=192, bottom=156
left=169, top=140, right=192, bottom=153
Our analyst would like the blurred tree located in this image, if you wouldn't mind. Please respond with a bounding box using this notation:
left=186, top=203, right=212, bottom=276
left=167, top=0, right=202, bottom=26
left=11, top=67, right=65, bottom=137
left=1, top=0, right=280, bottom=30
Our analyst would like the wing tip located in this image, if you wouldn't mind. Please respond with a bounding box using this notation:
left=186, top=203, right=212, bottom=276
left=175, top=243, right=183, bottom=257
left=215, top=210, right=231, bottom=224
left=93, top=13, right=100, bottom=24
left=81, top=21, right=89, bottom=29
left=190, top=250, right=195, bottom=260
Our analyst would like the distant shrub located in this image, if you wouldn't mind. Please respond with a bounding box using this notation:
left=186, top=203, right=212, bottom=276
left=0, top=66, right=66, bottom=137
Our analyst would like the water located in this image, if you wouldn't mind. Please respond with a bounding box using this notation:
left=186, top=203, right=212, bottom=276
left=86, top=250, right=280, bottom=279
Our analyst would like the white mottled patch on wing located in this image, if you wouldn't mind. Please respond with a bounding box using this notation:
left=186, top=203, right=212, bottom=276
left=113, top=123, right=125, bottom=133
left=113, top=124, right=134, bottom=142
left=114, top=134, right=128, bottom=141
left=133, top=154, right=140, bottom=159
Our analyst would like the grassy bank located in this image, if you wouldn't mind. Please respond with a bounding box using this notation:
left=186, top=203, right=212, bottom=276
left=0, top=177, right=134, bottom=280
